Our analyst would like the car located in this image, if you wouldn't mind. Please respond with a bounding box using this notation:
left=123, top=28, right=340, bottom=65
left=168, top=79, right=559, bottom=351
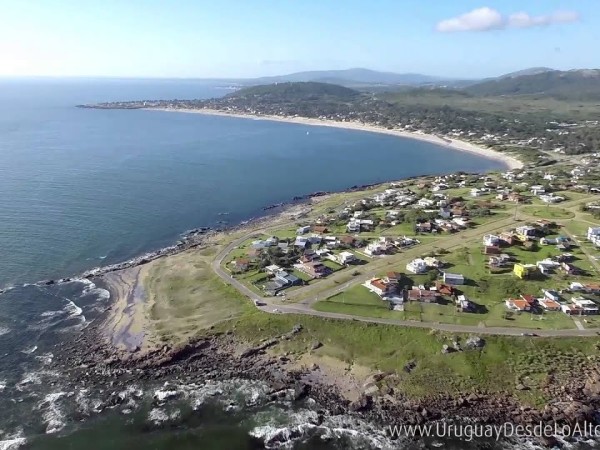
left=273, top=308, right=280, bottom=313
left=521, top=332, right=538, bottom=337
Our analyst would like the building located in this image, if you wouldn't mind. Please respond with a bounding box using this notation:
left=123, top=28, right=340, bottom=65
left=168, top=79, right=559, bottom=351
left=456, top=295, right=472, bottom=312
left=337, top=251, right=357, bottom=265
left=406, top=289, right=438, bottom=303
left=483, top=234, right=501, bottom=247
left=572, top=298, right=599, bottom=315
left=296, top=226, right=311, bottom=235
left=516, top=226, right=537, bottom=241
left=231, top=259, right=250, bottom=272
left=364, top=277, right=398, bottom=298
left=505, top=298, right=531, bottom=312
left=543, top=289, right=561, bottom=302
left=539, top=298, right=561, bottom=311
left=297, top=261, right=329, bottom=278
left=513, top=263, right=537, bottom=279
left=588, top=227, right=600, bottom=244
left=406, top=258, right=428, bottom=274
left=443, top=272, right=464, bottom=286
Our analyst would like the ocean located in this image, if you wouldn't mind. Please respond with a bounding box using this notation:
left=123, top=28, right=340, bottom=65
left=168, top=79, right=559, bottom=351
left=0, top=78, right=516, bottom=449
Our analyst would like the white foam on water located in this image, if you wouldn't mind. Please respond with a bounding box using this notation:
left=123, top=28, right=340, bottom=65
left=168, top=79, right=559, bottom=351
left=0, top=429, right=26, bottom=450
left=35, top=352, right=54, bottom=365
left=0, top=327, right=10, bottom=337
left=40, top=310, right=64, bottom=318
left=21, top=346, right=37, bottom=355
left=15, top=372, right=42, bottom=391
left=37, top=392, right=67, bottom=434
left=0, top=380, right=6, bottom=391
left=64, top=300, right=83, bottom=318
left=147, top=407, right=181, bottom=426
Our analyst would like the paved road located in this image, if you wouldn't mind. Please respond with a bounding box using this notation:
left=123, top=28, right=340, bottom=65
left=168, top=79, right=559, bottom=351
left=210, top=195, right=600, bottom=337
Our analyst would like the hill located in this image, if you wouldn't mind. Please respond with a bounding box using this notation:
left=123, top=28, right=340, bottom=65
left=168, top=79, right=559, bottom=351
left=248, top=68, right=452, bottom=87
left=464, top=69, right=600, bottom=100
left=226, top=82, right=361, bottom=102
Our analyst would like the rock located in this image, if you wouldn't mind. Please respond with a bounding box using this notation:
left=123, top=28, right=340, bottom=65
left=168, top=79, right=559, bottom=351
left=349, top=394, right=373, bottom=412
left=515, top=384, right=528, bottom=391
left=310, top=341, right=322, bottom=351
left=364, top=384, right=379, bottom=396
left=293, top=382, right=310, bottom=401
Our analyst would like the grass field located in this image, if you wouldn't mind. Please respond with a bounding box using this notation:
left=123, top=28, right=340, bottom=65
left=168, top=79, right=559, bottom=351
left=520, top=205, right=575, bottom=220
left=144, top=247, right=253, bottom=344
left=213, top=310, right=600, bottom=403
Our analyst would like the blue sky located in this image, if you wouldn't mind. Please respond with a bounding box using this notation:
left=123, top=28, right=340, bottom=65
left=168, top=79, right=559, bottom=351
left=0, top=0, right=596, bottom=78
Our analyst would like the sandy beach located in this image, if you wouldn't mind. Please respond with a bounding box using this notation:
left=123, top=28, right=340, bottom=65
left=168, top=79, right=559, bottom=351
left=147, top=107, right=523, bottom=170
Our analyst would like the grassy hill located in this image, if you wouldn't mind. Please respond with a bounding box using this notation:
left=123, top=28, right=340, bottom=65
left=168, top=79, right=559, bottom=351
left=227, top=81, right=361, bottom=102
left=465, top=69, right=600, bottom=100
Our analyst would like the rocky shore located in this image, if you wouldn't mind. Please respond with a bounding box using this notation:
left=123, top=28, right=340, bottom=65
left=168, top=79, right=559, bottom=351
left=52, top=319, right=600, bottom=448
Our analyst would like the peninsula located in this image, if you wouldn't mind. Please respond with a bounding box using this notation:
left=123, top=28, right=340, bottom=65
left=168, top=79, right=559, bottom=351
left=70, top=77, right=600, bottom=446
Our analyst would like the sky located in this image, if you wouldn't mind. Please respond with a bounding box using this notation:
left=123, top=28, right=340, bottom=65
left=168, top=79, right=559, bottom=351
left=0, top=0, right=597, bottom=79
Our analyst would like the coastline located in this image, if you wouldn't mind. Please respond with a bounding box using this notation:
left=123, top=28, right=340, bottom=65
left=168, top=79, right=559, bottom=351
left=146, top=107, right=524, bottom=171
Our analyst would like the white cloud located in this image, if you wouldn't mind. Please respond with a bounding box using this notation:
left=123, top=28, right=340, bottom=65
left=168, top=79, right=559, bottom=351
left=508, top=10, right=580, bottom=28
left=436, top=7, right=580, bottom=33
left=436, top=7, right=503, bottom=32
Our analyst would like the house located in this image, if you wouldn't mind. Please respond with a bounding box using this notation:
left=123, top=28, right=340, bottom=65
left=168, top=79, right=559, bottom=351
left=561, top=304, right=583, bottom=315
left=231, top=259, right=250, bottom=272
left=346, top=221, right=361, bottom=233
left=297, top=226, right=311, bottom=235
left=536, top=259, right=560, bottom=275
left=516, top=225, right=537, bottom=241
left=443, top=272, right=465, bottom=286
left=513, top=263, right=537, bottom=279
left=505, top=298, right=531, bottom=312
left=406, top=258, right=428, bottom=274
left=406, top=289, right=438, bottom=303
left=386, top=272, right=403, bottom=283
left=584, top=284, right=600, bottom=294
left=265, top=265, right=282, bottom=274
left=364, top=277, right=398, bottom=298
left=572, top=298, right=599, bottom=315
left=500, top=232, right=517, bottom=246
left=337, top=251, right=357, bottom=265
left=539, top=298, right=561, bottom=311
left=294, top=236, right=309, bottom=248
left=561, top=262, right=580, bottom=275
left=588, top=227, right=600, bottom=244
left=483, top=234, right=501, bottom=247
left=452, top=217, right=469, bottom=228
left=415, top=221, right=434, bottom=233
left=456, top=295, right=472, bottom=312
left=484, top=245, right=501, bottom=255
left=531, top=185, right=546, bottom=195
left=423, top=257, right=442, bottom=268
left=543, top=289, right=561, bottom=302
left=364, top=241, right=388, bottom=256
left=340, top=236, right=356, bottom=247
left=435, top=282, right=454, bottom=296
left=508, top=192, right=525, bottom=203
left=519, top=294, right=537, bottom=306
left=297, top=261, right=329, bottom=278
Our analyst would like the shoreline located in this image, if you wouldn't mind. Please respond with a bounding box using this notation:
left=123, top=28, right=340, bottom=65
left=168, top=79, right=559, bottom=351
left=146, top=107, right=524, bottom=171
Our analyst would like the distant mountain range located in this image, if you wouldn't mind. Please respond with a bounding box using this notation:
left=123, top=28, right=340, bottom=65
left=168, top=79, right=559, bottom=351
left=230, top=67, right=600, bottom=101
left=247, top=68, right=449, bottom=88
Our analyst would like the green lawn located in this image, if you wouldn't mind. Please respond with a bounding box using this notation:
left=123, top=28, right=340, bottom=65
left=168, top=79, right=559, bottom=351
left=213, top=310, right=600, bottom=403
left=521, top=205, right=575, bottom=220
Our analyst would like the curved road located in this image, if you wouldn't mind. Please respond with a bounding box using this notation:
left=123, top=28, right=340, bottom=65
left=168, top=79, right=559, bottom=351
left=211, top=197, right=600, bottom=337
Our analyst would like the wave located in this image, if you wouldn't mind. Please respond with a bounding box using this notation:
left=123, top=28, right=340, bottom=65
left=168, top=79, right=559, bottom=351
left=0, top=326, right=10, bottom=337
left=0, top=429, right=26, bottom=450
left=0, top=380, right=6, bottom=391
left=37, top=392, right=67, bottom=434
left=21, top=345, right=38, bottom=355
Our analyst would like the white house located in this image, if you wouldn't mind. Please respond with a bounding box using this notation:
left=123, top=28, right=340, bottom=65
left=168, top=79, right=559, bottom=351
left=572, top=298, right=599, bottom=314
left=443, top=272, right=465, bottom=286
left=406, top=258, right=428, bottom=274
left=296, top=226, right=311, bottom=235
left=588, top=227, right=600, bottom=243
left=364, top=242, right=387, bottom=256
left=337, top=251, right=357, bottom=265
left=483, top=234, right=501, bottom=247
